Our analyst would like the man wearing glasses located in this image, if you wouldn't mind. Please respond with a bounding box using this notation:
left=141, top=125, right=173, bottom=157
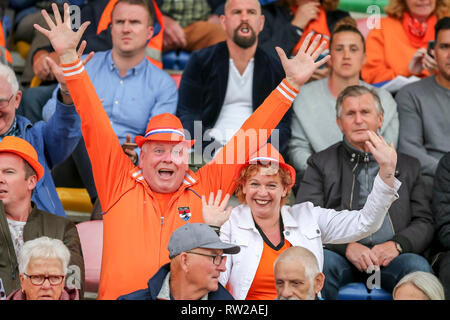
left=118, top=223, right=240, bottom=300
left=0, top=63, right=81, bottom=217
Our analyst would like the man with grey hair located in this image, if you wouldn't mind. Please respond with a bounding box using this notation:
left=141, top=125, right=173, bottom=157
left=393, top=271, right=445, bottom=300
left=118, top=223, right=240, bottom=300
left=0, top=63, right=81, bottom=217
left=296, top=85, right=434, bottom=299
left=7, top=236, right=78, bottom=300
left=274, top=246, right=325, bottom=300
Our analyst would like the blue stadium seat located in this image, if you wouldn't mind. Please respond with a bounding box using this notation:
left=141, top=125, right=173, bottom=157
left=338, top=282, right=392, bottom=300
left=162, top=50, right=191, bottom=71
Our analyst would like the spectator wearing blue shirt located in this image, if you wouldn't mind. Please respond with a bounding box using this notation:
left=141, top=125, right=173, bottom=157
left=0, top=63, right=81, bottom=217
left=42, top=0, right=178, bottom=213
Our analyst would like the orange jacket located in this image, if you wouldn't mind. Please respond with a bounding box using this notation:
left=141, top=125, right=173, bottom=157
left=361, top=16, right=432, bottom=84
left=96, top=0, right=164, bottom=69
left=62, top=58, right=298, bottom=300
left=0, top=22, right=13, bottom=65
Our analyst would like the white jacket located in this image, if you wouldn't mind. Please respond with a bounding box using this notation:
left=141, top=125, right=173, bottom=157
left=219, top=174, right=401, bottom=300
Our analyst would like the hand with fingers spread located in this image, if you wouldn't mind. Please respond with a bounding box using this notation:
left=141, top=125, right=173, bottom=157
left=365, top=130, right=397, bottom=187
left=45, top=40, right=94, bottom=105
left=33, top=2, right=91, bottom=64
left=275, top=32, right=330, bottom=91
left=202, top=190, right=233, bottom=228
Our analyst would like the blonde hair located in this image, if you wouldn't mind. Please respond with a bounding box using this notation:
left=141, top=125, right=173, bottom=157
left=235, top=163, right=292, bottom=206
left=385, top=0, right=450, bottom=20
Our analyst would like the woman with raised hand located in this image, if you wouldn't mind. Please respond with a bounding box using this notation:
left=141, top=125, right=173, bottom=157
left=203, top=132, right=399, bottom=300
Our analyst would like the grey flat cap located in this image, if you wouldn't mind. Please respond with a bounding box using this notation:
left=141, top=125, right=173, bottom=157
left=168, top=223, right=240, bottom=259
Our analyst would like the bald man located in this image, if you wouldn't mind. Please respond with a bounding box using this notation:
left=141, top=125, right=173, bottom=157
left=274, top=246, right=325, bottom=300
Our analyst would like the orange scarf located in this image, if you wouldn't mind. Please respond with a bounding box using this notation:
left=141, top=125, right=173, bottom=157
left=402, top=12, right=437, bottom=48
left=292, top=5, right=330, bottom=55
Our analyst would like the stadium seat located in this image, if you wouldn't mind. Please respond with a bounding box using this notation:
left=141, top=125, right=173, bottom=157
left=76, top=220, right=103, bottom=298
left=57, top=187, right=93, bottom=213
left=162, top=50, right=190, bottom=70
left=338, top=282, right=392, bottom=300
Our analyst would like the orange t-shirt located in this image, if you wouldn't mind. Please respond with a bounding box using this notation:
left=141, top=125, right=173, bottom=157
left=153, top=192, right=173, bottom=215
left=246, top=237, right=292, bottom=300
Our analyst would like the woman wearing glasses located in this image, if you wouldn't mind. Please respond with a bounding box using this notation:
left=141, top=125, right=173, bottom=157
left=203, top=134, right=399, bottom=300
left=7, top=237, right=79, bottom=300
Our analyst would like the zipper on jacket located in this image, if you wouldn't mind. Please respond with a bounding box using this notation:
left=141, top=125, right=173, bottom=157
left=160, top=216, right=164, bottom=225
left=364, top=154, right=369, bottom=191
left=349, top=154, right=360, bottom=210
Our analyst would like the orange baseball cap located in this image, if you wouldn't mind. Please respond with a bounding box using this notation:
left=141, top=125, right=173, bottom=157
left=0, top=136, right=45, bottom=181
left=134, top=113, right=195, bottom=148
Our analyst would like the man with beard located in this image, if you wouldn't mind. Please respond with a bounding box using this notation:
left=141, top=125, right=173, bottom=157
left=176, top=0, right=292, bottom=162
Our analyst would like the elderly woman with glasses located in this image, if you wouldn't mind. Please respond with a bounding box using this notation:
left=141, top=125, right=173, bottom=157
left=7, top=236, right=79, bottom=300
left=202, top=133, right=400, bottom=300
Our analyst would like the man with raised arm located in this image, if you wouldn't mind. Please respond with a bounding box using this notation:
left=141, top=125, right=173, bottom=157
left=34, top=2, right=329, bottom=299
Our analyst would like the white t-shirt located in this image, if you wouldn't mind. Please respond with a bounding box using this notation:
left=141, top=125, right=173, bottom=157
left=7, top=218, right=26, bottom=259
left=209, top=58, right=254, bottom=146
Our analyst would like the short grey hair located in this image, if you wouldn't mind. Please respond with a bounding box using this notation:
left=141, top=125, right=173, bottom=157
left=335, top=85, right=384, bottom=118
left=0, top=63, right=19, bottom=95
left=393, top=271, right=445, bottom=300
left=18, top=237, right=71, bottom=275
left=274, top=246, right=320, bottom=281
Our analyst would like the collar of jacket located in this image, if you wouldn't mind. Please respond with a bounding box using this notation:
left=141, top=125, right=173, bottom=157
left=7, top=286, right=79, bottom=300
left=236, top=204, right=299, bottom=231
left=342, top=137, right=375, bottom=164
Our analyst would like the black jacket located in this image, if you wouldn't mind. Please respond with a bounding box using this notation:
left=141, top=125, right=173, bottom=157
left=432, top=152, right=450, bottom=250
left=0, top=201, right=85, bottom=297
left=117, top=263, right=234, bottom=300
left=176, top=41, right=291, bottom=158
left=296, top=140, right=434, bottom=256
